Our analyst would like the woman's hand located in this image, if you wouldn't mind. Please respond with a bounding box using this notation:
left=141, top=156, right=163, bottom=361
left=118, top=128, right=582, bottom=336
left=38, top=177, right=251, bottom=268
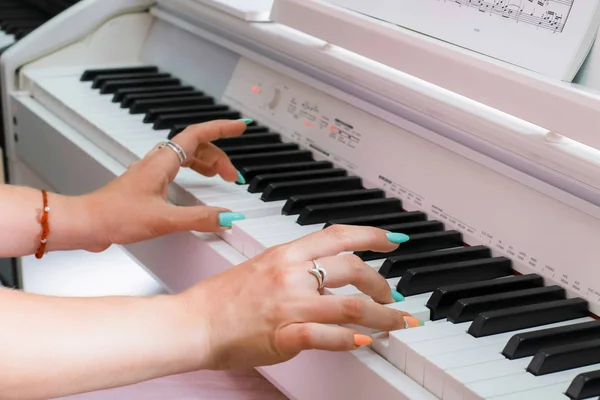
left=176, top=225, right=420, bottom=370
left=86, top=119, right=249, bottom=251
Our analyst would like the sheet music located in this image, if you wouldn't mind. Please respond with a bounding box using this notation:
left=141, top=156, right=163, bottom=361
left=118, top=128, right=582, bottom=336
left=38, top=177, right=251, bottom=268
left=326, top=0, right=600, bottom=80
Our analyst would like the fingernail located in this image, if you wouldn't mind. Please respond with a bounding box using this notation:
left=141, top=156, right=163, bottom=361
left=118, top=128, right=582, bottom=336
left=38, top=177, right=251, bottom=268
left=236, top=170, right=246, bottom=184
left=404, top=316, right=423, bottom=329
left=391, top=289, right=405, bottom=302
left=354, top=334, right=372, bottom=347
left=238, top=118, right=254, bottom=125
left=218, top=212, right=246, bottom=227
left=386, top=232, right=410, bottom=244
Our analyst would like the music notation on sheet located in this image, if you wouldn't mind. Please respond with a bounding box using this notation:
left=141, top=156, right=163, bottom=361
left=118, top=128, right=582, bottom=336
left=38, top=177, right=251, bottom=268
left=450, top=0, right=573, bottom=33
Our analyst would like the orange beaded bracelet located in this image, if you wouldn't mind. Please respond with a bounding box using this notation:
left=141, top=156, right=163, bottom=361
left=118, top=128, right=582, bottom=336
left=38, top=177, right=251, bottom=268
left=35, top=190, right=50, bottom=259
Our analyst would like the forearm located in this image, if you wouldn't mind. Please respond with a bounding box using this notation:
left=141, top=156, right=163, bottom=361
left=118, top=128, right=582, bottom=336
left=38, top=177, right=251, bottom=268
left=0, top=185, right=99, bottom=257
left=0, top=289, right=207, bottom=400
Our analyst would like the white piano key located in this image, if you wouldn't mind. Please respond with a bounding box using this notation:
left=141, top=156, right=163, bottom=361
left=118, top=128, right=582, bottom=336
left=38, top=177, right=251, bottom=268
left=464, top=363, right=600, bottom=400
left=489, top=381, right=572, bottom=400
left=418, top=317, right=593, bottom=395
left=387, top=321, right=470, bottom=372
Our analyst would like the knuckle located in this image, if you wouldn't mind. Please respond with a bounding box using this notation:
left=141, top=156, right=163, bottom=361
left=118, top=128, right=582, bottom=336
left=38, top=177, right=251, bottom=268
left=296, top=325, right=314, bottom=349
left=341, top=297, right=366, bottom=321
left=323, top=224, right=352, bottom=246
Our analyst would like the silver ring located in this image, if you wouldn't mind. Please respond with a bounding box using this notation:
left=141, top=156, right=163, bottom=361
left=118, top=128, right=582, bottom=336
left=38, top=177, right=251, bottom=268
left=157, top=140, right=187, bottom=166
left=308, top=260, right=327, bottom=291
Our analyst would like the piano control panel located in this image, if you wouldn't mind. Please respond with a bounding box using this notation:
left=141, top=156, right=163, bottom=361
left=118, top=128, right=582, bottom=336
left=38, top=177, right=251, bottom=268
left=222, top=58, right=600, bottom=310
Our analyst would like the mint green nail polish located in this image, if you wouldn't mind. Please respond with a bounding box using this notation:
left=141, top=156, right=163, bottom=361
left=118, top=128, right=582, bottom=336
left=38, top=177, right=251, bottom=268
left=236, top=170, right=246, bottom=185
left=238, top=118, right=254, bottom=125
left=392, top=289, right=405, bottom=302
left=219, top=212, right=245, bottom=227
left=387, top=232, right=410, bottom=244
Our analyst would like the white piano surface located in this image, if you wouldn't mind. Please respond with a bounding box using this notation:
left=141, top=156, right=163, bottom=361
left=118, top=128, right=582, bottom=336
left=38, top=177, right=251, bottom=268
left=191, top=0, right=274, bottom=21
left=4, top=1, right=600, bottom=399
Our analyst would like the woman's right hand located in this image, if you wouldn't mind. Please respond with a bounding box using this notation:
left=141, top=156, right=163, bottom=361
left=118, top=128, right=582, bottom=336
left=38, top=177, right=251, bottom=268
left=176, top=225, right=419, bottom=371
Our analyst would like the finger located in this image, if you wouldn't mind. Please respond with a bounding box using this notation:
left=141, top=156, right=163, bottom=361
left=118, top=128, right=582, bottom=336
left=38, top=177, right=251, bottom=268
left=303, top=254, right=395, bottom=304
left=189, top=159, right=218, bottom=178
left=173, top=119, right=246, bottom=164
left=193, top=143, right=238, bottom=183
left=291, top=295, right=410, bottom=332
left=161, top=204, right=245, bottom=232
left=284, top=225, right=409, bottom=262
left=276, top=323, right=366, bottom=355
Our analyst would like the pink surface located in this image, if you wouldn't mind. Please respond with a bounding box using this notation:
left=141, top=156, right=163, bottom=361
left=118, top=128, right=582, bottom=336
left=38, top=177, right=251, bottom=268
left=56, top=370, right=287, bottom=400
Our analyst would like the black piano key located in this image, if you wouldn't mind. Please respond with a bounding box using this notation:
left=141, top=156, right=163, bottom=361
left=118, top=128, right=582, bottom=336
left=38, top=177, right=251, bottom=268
left=527, top=339, right=600, bottom=376
left=240, top=161, right=333, bottom=182
left=154, top=111, right=241, bottom=130
left=230, top=150, right=314, bottom=169
left=81, top=66, right=158, bottom=81
left=297, top=198, right=403, bottom=226
left=283, top=189, right=385, bottom=215
left=243, top=125, right=270, bottom=134
left=566, top=369, right=600, bottom=400
left=355, top=231, right=464, bottom=262
left=14, top=27, right=35, bottom=40
left=144, top=105, right=228, bottom=123
left=100, top=77, right=180, bottom=94
left=121, top=90, right=203, bottom=108
left=133, top=96, right=216, bottom=115
left=378, top=220, right=445, bottom=236
left=503, top=320, right=600, bottom=360
left=222, top=143, right=300, bottom=157
left=447, top=285, right=565, bottom=323
left=262, top=176, right=363, bottom=202
left=427, top=274, right=544, bottom=321
left=467, top=298, right=589, bottom=338
left=379, top=245, right=492, bottom=279
left=113, top=86, right=194, bottom=103
left=397, top=257, right=513, bottom=297
left=92, top=72, right=170, bottom=89
left=324, top=211, right=428, bottom=229
left=248, top=168, right=346, bottom=193
left=213, top=133, right=282, bottom=148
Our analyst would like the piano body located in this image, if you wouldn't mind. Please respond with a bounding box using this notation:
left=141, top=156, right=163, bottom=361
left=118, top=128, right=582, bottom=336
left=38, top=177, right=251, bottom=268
left=3, top=0, right=600, bottom=399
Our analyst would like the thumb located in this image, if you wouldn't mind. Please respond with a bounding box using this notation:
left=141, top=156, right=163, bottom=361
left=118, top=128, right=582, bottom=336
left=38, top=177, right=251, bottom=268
left=165, top=204, right=246, bottom=232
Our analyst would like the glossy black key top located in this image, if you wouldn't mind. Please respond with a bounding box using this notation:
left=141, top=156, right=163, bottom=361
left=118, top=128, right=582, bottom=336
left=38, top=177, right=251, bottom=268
left=230, top=150, right=314, bottom=169
left=262, top=176, right=363, bottom=202
left=248, top=168, right=346, bottom=193
left=355, top=231, right=464, bottom=262
left=325, top=211, right=427, bottom=229
left=243, top=125, right=270, bottom=134
left=92, top=72, right=170, bottom=89
left=133, top=96, right=215, bottom=114
left=100, top=77, right=180, bottom=94
left=240, top=161, right=333, bottom=182
left=222, top=143, right=300, bottom=157
left=213, top=133, right=282, bottom=148
left=113, top=86, right=194, bottom=103
left=468, top=298, right=589, bottom=338
left=397, top=257, right=513, bottom=297
left=283, top=189, right=385, bottom=215
left=503, top=320, right=600, bottom=360
left=427, top=274, right=544, bottom=321
left=448, top=285, right=565, bottom=323
left=379, top=245, right=491, bottom=279
left=379, top=221, right=444, bottom=236
left=121, top=90, right=203, bottom=108
left=527, top=339, right=600, bottom=376
left=297, top=198, right=403, bottom=226
left=566, top=369, right=600, bottom=400
left=144, top=105, right=229, bottom=123
left=81, top=66, right=158, bottom=81
left=154, top=111, right=241, bottom=130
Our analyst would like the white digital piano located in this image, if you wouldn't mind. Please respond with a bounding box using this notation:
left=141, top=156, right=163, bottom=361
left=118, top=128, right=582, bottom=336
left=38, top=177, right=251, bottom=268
left=3, top=0, right=600, bottom=399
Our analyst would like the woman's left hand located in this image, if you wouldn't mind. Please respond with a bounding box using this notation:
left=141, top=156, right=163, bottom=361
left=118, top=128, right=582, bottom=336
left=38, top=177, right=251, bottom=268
left=85, top=119, right=249, bottom=251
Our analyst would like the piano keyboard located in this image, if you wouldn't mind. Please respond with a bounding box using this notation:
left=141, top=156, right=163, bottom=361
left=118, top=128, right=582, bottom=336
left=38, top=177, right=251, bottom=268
left=26, top=64, right=600, bottom=400
left=0, top=0, right=51, bottom=45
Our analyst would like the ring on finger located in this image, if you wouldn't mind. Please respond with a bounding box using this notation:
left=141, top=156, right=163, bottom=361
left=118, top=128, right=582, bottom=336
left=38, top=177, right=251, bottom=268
left=308, top=260, right=327, bottom=292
